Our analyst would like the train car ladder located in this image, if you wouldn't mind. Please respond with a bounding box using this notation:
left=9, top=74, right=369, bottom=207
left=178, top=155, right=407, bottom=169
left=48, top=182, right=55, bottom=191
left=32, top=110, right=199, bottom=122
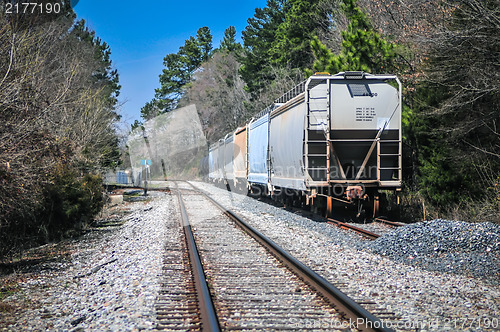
left=304, top=77, right=331, bottom=186
left=376, top=137, right=402, bottom=183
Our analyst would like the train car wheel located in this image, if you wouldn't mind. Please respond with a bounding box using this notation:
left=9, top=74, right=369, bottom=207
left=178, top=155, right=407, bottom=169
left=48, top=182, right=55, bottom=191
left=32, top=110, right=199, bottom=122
left=369, top=193, right=389, bottom=219
left=373, top=195, right=380, bottom=218
left=325, top=196, right=333, bottom=218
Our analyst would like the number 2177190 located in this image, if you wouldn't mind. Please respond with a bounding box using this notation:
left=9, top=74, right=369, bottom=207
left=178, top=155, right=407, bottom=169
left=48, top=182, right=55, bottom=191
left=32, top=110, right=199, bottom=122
left=5, top=2, right=61, bottom=14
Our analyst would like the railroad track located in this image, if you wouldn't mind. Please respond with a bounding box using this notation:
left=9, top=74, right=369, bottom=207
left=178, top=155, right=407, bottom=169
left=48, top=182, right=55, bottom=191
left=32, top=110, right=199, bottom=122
left=162, top=180, right=394, bottom=331
left=373, top=217, right=404, bottom=228
left=155, top=191, right=203, bottom=330
left=326, top=216, right=404, bottom=240
left=327, top=218, right=381, bottom=240
left=197, top=179, right=405, bottom=241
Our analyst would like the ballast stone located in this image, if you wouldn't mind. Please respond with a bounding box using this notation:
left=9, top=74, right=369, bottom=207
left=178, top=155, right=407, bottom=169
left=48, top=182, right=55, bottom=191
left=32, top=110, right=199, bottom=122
left=370, top=219, right=500, bottom=280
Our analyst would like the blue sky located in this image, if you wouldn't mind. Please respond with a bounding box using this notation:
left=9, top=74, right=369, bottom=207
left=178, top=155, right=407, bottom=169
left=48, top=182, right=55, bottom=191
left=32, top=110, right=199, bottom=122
left=74, top=0, right=268, bottom=127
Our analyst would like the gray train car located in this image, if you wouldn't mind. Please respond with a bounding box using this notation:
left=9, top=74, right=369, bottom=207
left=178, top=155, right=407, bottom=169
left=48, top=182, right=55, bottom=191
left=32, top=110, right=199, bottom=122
left=208, top=143, right=218, bottom=182
left=247, top=111, right=270, bottom=192
left=233, top=125, right=248, bottom=191
left=209, top=139, right=225, bottom=184
left=208, top=71, right=401, bottom=217
left=217, top=139, right=225, bottom=183
left=223, top=133, right=234, bottom=187
left=269, top=72, right=402, bottom=216
left=269, top=94, right=307, bottom=191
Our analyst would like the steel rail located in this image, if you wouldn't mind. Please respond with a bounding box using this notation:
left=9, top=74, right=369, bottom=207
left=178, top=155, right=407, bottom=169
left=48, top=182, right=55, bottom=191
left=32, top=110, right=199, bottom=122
left=182, top=181, right=393, bottom=332
left=175, top=187, right=221, bottom=332
left=327, top=218, right=381, bottom=240
left=374, top=217, right=404, bottom=227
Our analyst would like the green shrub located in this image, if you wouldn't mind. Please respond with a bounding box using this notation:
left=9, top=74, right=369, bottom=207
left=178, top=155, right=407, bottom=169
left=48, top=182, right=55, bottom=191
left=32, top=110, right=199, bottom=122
left=40, top=167, right=104, bottom=240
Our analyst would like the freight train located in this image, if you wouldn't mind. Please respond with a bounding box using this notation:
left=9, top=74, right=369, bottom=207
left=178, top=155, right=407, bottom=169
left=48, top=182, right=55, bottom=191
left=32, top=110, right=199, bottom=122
left=207, top=72, right=402, bottom=219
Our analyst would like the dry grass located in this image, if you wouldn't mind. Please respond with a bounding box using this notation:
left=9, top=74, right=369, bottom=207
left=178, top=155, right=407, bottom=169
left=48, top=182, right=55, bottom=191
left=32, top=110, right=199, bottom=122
left=446, top=199, right=500, bottom=224
left=397, top=189, right=500, bottom=224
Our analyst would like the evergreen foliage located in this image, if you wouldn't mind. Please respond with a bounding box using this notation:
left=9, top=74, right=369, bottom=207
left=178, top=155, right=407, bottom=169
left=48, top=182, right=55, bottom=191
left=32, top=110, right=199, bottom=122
left=140, top=99, right=163, bottom=121
left=154, top=27, right=213, bottom=113
left=309, top=0, right=397, bottom=74
left=239, top=0, right=287, bottom=94
left=41, top=168, right=104, bottom=239
left=131, top=120, right=144, bottom=131
left=138, top=0, right=499, bottom=222
left=412, top=0, right=500, bottom=210
left=271, top=0, right=325, bottom=69
left=195, top=26, right=213, bottom=62
left=72, top=20, right=121, bottom=108
left=219, top=26, right=242, bottom=53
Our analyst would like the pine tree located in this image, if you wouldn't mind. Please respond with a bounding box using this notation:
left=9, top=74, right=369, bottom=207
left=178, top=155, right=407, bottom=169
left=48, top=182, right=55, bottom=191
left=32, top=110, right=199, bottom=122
left=220, top=26, right=242, bottom=53
left=155, top=52, right=190, bottom=111
left=154, top=27, right=213, bottom=113
left=196, top=26, right=213, bottom=62
left=140, top=99, right=162, bottom=121
left=72, top=19, right=121, bottom=109
left=240, top=0, right=287, bottom=94
left=271, top=0, right=326, bottom=69
left=309, top=0, right=398, bottom=74
left=131, top=120, right=143, bottom=131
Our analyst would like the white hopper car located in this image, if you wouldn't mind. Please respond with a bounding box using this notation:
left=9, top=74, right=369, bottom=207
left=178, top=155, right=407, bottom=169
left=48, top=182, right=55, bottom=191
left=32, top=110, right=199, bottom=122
left=208, top=72, right=402, bottom=218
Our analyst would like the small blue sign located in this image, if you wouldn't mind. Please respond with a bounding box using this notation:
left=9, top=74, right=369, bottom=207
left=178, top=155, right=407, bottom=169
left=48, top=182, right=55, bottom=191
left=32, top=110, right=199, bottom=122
left=140, top=159, right=151, bottom=166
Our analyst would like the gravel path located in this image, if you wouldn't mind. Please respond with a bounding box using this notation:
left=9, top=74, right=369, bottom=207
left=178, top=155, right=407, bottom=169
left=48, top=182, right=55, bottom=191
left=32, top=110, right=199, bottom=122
left=1, top=192, right=169, bottom=331
left=192, top=181, right=500, bottom=331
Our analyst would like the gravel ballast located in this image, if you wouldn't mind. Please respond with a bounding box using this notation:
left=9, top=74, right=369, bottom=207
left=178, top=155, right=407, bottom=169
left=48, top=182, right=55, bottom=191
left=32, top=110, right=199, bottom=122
left=2, top=184, right=499, bottom=331
left=1, top=192, right=171, bottom=331
left=192, top=181, right=499, bottom=331
left=370, top=219, right=500, bottom=279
